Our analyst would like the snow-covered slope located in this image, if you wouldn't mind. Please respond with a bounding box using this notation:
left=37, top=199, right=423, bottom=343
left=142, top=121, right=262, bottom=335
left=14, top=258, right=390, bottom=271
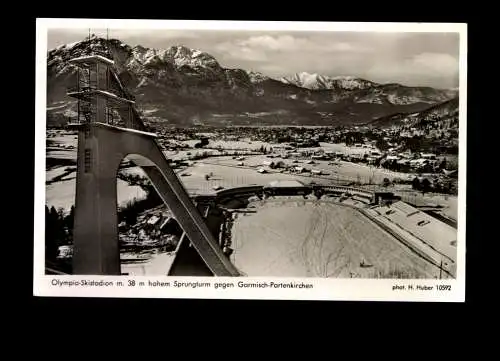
left=370, top=97, right=459, bottom=129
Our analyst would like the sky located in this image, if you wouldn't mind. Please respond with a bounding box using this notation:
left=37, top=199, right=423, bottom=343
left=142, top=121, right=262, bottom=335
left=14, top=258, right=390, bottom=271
left=47, top=28, right=460, bottom=89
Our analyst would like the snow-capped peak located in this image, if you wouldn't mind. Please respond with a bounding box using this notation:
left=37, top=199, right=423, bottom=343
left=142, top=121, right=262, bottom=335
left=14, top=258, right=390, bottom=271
left=281, top=72, right=326, bottom=89
left=164, top=45, right=220, bottom=69
left=281, top=72, right=377, bottom=90
left=129, top=44, right=221, bottom=70
left=247, top=71, right=269, bottom=83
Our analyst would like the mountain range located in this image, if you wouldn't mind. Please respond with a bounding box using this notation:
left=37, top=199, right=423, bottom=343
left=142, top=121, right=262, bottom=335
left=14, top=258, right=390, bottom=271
left=281, top=73, right=377, bottom=91
left=46, top=36, right=459, bottom=127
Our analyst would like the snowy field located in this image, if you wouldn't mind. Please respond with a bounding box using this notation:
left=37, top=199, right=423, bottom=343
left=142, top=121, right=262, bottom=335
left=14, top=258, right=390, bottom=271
left=318, top=142, right=379, bottom=155
left=46, top=176, right=147, bottom=213
left=46, top=148, right=77, bottom=161
left=119, top=167, right=148, bottom=177
left=121, top=251, right=175, bottom=275
left=177, top=160, right=329, bottom=194
left=46, top=132, right=78, bottom=160
left=191, top=155, right=412, bottom=187
left=47, top=133, right=78, bottom=148
left=46, top=167, right=72, bottom=182
left=230, top=199, right=439, bottom=279
left=182, top=138, right=271, bottom=150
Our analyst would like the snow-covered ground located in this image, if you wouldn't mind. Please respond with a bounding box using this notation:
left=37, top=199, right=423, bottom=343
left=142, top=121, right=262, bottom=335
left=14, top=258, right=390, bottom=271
left=182, top=155, right=412, bottom=192
left=181, top=138, right=270, bottom=150
left=317, top=142, right=379, bottom=155
left=230, top=199, right=438, bottom=278
left=178, top=160, right=325, bottom=194
left=46, top=178, right=147, bottom=213
left=121, top=251, right=176, bottom=275
left=47, top=132, right=78, bottom=148
left=46, top=167, right=72, bottom=182
left=119, top=167, right=148, bottom=177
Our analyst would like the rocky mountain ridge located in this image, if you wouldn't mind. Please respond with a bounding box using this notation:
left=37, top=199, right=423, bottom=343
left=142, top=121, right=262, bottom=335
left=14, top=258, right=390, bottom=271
left=46, top=36, right=458, bottom=127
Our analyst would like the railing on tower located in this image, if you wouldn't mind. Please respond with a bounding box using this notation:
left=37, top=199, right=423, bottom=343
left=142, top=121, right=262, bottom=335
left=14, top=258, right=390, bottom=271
left=79, top=101, right=95, bottom=124
left=67, top=44, right=147, bottom=133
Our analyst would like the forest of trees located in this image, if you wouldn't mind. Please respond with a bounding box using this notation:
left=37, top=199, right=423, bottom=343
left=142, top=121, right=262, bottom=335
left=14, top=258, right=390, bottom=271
left=411, top=176, right=457, bottom=195
left=45, top=205, right=74, bottom=264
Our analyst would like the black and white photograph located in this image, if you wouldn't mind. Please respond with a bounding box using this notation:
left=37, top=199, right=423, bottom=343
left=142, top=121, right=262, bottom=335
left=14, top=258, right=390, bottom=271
left=34, top=19, right=466, bottom=300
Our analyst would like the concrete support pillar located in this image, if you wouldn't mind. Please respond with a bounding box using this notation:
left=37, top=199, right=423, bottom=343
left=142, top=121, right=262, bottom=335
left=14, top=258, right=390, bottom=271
left=72, top=126, right=120, bottom=275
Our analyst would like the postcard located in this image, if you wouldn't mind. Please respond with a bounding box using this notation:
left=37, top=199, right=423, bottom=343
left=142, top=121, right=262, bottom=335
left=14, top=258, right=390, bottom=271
left=34, top=19, right=467, bottom=301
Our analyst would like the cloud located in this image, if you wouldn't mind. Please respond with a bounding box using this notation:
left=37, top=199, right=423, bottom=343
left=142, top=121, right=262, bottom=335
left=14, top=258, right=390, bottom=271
left=410, top=52, right=459, bottom=77
left=240, top=35, right=307, bottom=51
left=215, top=35, right=459, bottom=87
left=258, top=63, right=289, bottom=74
left=215, top=43, right=268, bottom=62
left=366, top=52, right=459, bottom=88
left=215, top=34, right=372, bottom=63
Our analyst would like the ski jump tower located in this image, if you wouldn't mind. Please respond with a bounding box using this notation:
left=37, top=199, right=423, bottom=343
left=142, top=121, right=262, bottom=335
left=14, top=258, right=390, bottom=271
left=67, top=44, right=240, bottom=276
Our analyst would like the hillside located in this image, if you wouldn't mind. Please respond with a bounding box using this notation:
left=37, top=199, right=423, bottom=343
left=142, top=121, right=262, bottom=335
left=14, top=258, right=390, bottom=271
left=368, top=97, right=459, bottom=130
left=46, top=36, right=458, bottom=127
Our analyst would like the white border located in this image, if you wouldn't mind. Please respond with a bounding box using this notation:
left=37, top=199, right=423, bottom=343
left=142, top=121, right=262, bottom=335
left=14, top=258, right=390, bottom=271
left=34, top=19, right=467, bottom=302
left=39, top=18, right=464, bottom=33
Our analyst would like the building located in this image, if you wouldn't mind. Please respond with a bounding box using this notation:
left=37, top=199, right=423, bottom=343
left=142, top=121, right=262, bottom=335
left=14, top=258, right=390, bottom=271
left=264, top=180, right=310, bottom=196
